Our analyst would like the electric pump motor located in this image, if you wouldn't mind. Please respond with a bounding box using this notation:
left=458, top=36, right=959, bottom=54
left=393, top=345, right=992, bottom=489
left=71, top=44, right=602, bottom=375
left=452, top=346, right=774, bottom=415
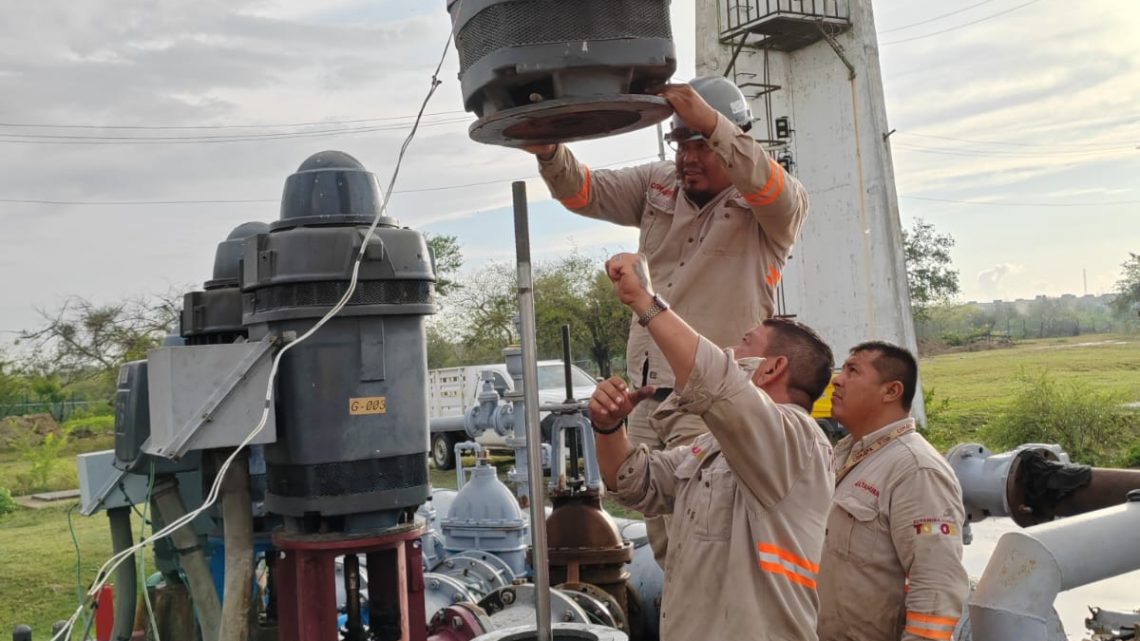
left=447, top=0, right=677, bottom=147
left=242, top=150, right=438, bottom=531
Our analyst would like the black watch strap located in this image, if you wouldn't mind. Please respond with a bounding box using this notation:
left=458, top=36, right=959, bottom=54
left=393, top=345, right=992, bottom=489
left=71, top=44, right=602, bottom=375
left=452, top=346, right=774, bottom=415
left=591, top=418, right=626, bottom=435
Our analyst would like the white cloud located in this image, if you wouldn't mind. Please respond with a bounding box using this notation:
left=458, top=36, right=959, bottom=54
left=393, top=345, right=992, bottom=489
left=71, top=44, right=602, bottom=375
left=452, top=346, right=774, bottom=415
left=0, top=0, right=1136, bottom=337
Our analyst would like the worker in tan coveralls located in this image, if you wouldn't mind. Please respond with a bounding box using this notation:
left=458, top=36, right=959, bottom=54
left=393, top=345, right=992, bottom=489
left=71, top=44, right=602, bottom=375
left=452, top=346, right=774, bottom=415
left=588, top=252, right=835, bottom=641
left=526, top=76, right=809, bottom=566
left=817, top=341, right=970, bottom=641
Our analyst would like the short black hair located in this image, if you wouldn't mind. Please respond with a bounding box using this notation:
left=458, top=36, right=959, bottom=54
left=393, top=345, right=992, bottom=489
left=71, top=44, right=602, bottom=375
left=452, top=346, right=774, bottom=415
left=761, top=318, right=835, bottom=412
left=850, top=341, right=918, bottom=411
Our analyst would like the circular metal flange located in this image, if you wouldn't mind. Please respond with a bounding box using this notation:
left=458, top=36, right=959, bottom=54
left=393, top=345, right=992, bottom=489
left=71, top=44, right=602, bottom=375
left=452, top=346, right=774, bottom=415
left=555, top=583, right=625, bottom=632
left=424, top=572, right=478, bottom=625
left=468, top=95, right=672, bottom=148
left=450, top=550, right=517, bottom=583
left=477, top=585, right=590, bottom=630
left=470, top=623, right=629, bottom=641
left=432, top=553, right=512, bottom=598
left=428, top=602, right=493, bottom=641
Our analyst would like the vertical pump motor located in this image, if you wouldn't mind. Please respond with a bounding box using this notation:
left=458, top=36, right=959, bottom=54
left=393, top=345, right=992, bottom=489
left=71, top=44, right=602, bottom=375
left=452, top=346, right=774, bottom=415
left=242, top=150, right=439, bottom=532
left=447, top=0, right=678, bottom=146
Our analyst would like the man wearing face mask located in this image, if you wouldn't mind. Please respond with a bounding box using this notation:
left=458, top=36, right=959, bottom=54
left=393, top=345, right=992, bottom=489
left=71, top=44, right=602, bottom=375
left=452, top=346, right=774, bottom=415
left=590, top=252, right=834, bottom=641
left=528, top=77, right=809, bottom=566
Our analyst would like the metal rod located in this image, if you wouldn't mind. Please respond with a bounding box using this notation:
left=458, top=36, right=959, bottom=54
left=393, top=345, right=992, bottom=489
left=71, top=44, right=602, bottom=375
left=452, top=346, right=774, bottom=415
left=561, top=325, right=574, bottom=404
left=512, top=180, right=553, bottom=641
left=344, top=554, right=365, bottom=641
left=655, top=122, right=666, bottom=162
left=561, top=325, right=581, bottom=482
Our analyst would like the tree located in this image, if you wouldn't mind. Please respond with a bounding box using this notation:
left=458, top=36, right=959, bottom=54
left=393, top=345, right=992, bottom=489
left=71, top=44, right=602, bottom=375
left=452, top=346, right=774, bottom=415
left=0, top=355, right=25, bottom=404
left=425, top=233, right=464, bottom=297
left=533, top=254, right=629, bottom=377
left=902, top=218, right=960, bottom=322
left=437, top=253, right=630, bottom=376
left=17, top=293, right=181, bottom=387
left=1112, top=253, right=1140, bottom=317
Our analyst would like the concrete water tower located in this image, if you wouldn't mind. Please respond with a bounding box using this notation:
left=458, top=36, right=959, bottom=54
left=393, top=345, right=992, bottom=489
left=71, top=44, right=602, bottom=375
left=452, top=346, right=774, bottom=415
left=695, top=0, right=926, bottom=422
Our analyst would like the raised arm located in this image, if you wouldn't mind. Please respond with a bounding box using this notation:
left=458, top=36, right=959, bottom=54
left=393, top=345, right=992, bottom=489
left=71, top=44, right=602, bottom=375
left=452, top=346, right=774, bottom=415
left=658, top=84, right=808, bottom=255
left=528, top=144, right=659, bottom=228
left=605, top=252, right=820, bottom=506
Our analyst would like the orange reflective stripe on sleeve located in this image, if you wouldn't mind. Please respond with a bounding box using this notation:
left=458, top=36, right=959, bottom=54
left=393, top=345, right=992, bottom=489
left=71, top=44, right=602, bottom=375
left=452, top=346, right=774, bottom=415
left=765, top=264, right=781, bottom=287
left=904, top=627, right=953, bottom=641
left=742, top=159, right=786, bottom=207
left=757, top=542, right=818, bottom=589
left=905, top=612, right=959, bottom=640
left=558, top=164, right=592, bottom=209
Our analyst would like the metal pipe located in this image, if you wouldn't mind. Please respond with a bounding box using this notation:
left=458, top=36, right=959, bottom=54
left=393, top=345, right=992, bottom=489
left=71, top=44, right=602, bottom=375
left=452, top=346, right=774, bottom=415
left=344, top=554, right=365, bottom=641
left=430, top=415, right=468, bottom=435
left=969, top=497, right=1140, bottom=641
left=152, top=477, right=222, bottom=641
left=513, top=180, right=553, bottom=641
left=107, top=506, right=138, bottom=641
left=218, top=450, right=253, bottom=641
left=1052, top=467, right=1140, bottom=518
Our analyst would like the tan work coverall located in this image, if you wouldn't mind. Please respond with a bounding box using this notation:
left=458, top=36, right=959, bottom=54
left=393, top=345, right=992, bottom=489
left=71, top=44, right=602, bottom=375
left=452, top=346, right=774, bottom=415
left=539, top=111, right=809, bottom=564
left=537, top=111, right=809, bottom=394
left=611, top=338, right=835, bottom=641
left=817, top=418, right=970, bottom=641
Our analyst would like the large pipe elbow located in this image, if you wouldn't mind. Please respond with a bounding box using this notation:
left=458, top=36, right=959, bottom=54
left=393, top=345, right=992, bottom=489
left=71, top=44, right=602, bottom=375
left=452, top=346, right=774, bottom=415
left=969, top=499, right=1140, bottom=641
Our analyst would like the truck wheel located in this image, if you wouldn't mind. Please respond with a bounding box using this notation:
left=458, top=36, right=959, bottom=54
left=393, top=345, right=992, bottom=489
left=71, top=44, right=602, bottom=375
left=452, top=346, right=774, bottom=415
left=432, top=433, right=457, bottom=470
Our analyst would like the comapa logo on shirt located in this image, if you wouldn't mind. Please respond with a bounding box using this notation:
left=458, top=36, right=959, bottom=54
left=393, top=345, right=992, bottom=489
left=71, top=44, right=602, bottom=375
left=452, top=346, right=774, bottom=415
left=912, top=517, right=958, bottom=536
left=853, top=480, right=880, bottom=498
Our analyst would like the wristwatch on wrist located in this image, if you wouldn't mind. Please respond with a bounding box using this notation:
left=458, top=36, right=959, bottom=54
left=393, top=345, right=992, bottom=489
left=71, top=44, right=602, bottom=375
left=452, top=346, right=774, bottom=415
left=591, top=418, right=626, bottom=435
left=637, top=294, right=669, bottom=327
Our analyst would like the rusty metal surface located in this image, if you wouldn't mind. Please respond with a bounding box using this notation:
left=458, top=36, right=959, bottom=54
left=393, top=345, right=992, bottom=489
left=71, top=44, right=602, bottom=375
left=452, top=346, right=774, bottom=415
left=1054, top=469, right=1140, bottom=518
left=427, top=603, right=492, bottom=641
left=544, top=490, right=638, bottom=637
left=272, top=525, right=427, bottom=641
left=556, top=583, right=627, bottom=633
left=1008, top=448, right=1140, bottom=527
left=468, top=95, right=672, bottom=147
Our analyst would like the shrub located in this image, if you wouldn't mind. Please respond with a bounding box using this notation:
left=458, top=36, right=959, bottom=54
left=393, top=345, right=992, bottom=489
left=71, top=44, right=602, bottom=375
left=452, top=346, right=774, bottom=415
left=982, top=371, right=1138, bottom=466
left=0, top=486, right=16, bottom=516
left=62, top=414, right=115, bottom=438
left=1124, top=442, right=1140, bottom=469
left=15, top=432, right=68, bottom=493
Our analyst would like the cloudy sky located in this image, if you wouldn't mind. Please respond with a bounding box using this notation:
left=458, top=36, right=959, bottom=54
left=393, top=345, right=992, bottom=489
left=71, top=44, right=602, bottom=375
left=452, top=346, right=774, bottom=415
left=0, top=0, right=1137, bottom=342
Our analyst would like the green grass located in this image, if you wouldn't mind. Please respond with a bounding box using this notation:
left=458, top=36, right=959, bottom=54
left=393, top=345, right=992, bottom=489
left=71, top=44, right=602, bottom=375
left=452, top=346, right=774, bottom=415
left=0, top=434, right=113, bottom=495
left=0, top=503, right=116, bottom=634
left=920, top=334, right=1140, bottom=451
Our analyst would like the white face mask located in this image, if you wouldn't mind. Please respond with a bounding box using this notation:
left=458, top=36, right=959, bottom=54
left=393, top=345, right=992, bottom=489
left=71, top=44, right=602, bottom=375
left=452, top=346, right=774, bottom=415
left=736, top=356, right=765, bottom=375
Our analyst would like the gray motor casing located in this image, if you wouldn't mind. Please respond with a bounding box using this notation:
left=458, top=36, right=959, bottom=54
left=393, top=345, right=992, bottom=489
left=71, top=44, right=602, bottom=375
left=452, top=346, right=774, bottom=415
left=182, top=221, right=270, bottom=346
left=243, top=150, right=437, bottom=530
left=447, top=0, right=677, bottom=146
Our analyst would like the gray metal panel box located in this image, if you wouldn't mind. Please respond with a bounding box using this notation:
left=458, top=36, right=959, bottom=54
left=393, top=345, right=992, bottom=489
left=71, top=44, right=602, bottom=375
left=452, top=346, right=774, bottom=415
left=78, top=449, right=150, bottom=515
left=144, top=340, right=277, bottom=459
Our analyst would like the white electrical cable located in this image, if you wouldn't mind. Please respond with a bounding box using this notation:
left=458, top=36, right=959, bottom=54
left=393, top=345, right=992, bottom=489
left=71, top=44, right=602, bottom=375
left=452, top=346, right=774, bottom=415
left=50, top=23, right=457, bottom=641
left=139, top=463, right=161, bottom=641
